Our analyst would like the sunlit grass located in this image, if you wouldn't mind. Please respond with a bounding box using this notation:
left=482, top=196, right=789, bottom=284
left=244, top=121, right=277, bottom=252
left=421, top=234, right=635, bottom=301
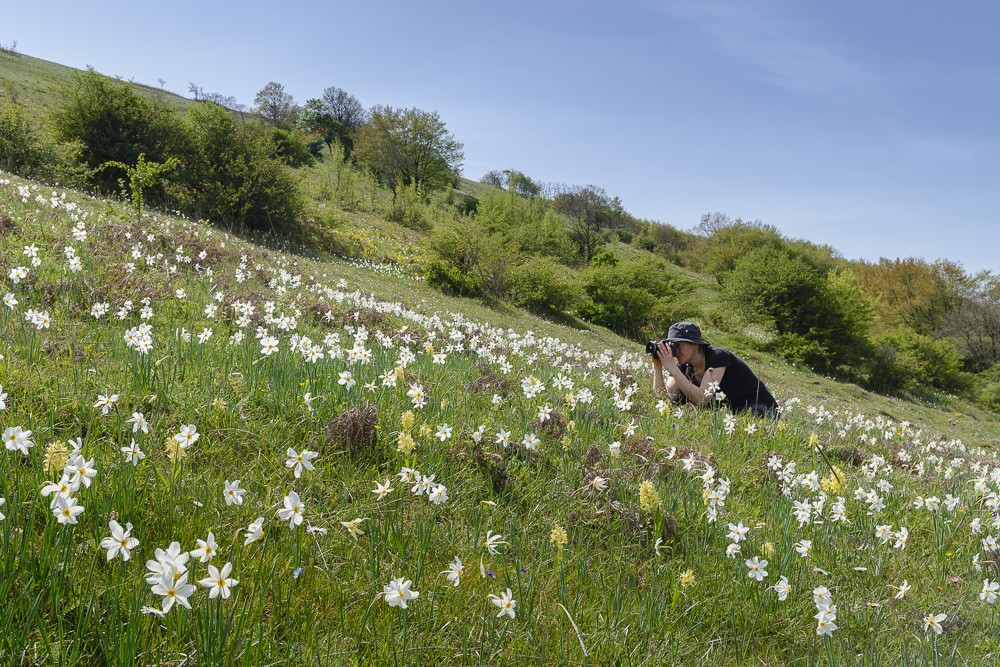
left=2, top=172, right=1000, bottom=665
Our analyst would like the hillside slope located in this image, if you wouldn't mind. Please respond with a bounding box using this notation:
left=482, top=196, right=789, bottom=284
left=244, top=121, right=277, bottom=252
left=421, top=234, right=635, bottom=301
left=0, top=51, right=192, bottom=115
left=2, top=172, right=1000, bottom=665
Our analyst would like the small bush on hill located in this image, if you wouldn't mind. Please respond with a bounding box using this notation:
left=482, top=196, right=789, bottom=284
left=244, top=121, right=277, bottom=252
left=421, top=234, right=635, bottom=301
left=578, top=249, right=700, bottom=340
left=978, top=363, right=1000, bottom=411
left=0, top=97, right=90, bottom=186
left=512, top=256, right=583, bottom=314
left=54, top=68, right=194, bottom=199
left=271, top=128, right=315, bottom=168
left=186, top=103, right=304, bottom=234
left=425, top=219, right=518, bottom=303
left=723, top=247, right=872, bottom=371
left=867, top=327, right=973, bottom=395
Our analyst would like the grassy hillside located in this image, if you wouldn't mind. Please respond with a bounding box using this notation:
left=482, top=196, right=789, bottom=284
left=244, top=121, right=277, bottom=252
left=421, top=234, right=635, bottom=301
left=0, top=51, right=192, bottom=115
left=4, top=52, right=1000, bottom=665
left=3, top=170, right=1000, bottom=667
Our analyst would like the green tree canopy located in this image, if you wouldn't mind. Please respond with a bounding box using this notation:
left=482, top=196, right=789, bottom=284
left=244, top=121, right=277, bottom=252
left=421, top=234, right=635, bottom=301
left=353, top=106, right=464, bottom=201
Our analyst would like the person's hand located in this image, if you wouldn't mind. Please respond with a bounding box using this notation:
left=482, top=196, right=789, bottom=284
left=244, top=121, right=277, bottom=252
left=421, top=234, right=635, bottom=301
left=655, top=342, right=678, bottom=373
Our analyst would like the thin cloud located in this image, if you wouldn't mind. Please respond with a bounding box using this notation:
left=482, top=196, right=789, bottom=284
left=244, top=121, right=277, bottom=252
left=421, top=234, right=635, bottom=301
left=652, top=0, right=879, bottom=97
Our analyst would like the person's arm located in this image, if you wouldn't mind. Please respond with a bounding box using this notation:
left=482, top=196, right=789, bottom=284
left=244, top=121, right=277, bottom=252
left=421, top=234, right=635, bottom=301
left=657, top=345, right=727, bottom=405
left=651, top=343, right=681, bottom=399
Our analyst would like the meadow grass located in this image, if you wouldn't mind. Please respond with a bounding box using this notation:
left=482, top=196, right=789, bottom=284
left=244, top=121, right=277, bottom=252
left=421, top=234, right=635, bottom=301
left=0, top=52, right=192, bottom=116
left=2, top=172, right=1000, bottom=666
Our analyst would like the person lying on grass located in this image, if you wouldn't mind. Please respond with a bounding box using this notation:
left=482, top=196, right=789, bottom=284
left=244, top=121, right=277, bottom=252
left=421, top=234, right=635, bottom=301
left=651, top=321, right=778, bottom=418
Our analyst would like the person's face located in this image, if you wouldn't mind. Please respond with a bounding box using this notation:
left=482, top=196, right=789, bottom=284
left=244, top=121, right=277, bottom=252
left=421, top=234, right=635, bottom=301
left=673, top=341, right=699, bottom=365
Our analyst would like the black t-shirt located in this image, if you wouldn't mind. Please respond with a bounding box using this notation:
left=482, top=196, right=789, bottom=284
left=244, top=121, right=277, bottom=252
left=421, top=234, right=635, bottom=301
left=681, top=346, right=776, bottom=412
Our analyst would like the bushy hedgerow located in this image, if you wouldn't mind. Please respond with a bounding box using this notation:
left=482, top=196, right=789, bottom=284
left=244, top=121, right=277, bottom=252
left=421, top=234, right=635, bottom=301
left=0, top=97, right=90, bottom=186
left=866, top=327, right=973, bottom=395
left=723, top=247, right=872, bottom=371
left=512, top=255, right=583, bottom=314
left=577, top=249, right=700, bottom=340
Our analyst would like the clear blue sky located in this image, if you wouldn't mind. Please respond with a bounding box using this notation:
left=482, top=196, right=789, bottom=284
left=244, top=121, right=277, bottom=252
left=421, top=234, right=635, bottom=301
left=6, top=1, right=1000, bottom=273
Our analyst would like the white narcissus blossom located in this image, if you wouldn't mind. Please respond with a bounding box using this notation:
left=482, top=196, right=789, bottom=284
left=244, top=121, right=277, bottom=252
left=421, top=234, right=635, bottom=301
left=443, top=556, right=463, bottom=587
left=489, top=588, right=517, bottom=619
left=152, top=572, right=196, bottom=612
left=484, top=530, right=507, bottom=555
left=429, top=484, right=449, bottom=505
left=199, top=562, right=238, bottom=599
left=175, top=425, right=199, bottom=449
left=278, top=491, right=305, bottom=529
left=383, top=577, right=419, bottom=609
left=341, top=518, right=366, bottom=541
left=3, top=426, right=33, bottom=455
left=100, top=520, right=139, bottom=561
left=285, top=448, right=318, bottom=478
left=771, top=575, right=791, bottom=601
left=121, top=440, right=146, bottom=466
left=225, top=480, right=247, bottom=506
left=53, top=496, right=85, bottom=525
left=191, top=532, right=218, bottom=563
left=923, top=613, right=946, bottom=635
left=372, top=480, right=393, bottom=499
left=745, top=556, right=768, bottom=582
left=244, top=517, right=265, bottom=545
left=981, top=579, right=1000, bottom=604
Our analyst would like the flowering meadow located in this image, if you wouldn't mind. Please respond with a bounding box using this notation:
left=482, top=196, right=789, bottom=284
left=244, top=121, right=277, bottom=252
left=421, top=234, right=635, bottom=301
left=3, top=173, right=1000, bottom=665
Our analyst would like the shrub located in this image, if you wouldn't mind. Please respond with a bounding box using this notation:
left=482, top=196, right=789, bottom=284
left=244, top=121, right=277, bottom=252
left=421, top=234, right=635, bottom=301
left=978, top=363, right=1000, bottom=412
left=578, top=253, right=700, bottom=340
left=866, top=328, right=973, bottom=395
left=388, top=183, right=430, bottom=231
left=271, top=128, right=315, bottom=168
left=54, top=68, right=194, bottom=198
left=425, top=218, right=519, bottom=303
left=186, top=103, right=304, bottom=234
left=724, top=248, right=873, bottom=371
left=0, top=98, right=90, bottom=186
left=512, top=256, right=583, bottom=314
left=425, top=260, right=481, bottom=297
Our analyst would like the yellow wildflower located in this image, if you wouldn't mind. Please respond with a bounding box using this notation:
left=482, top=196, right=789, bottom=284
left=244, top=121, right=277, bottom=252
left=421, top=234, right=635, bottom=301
left=820, top=465, right=846, bottom=493
left=397, top=433, right=416, bottom=456
left=43, top=441, right=70, bottom=475
left=400, top=410, right=415, bottom=431
left=680, top=569, right=696, bottom=589
left=165, top=438, right=187, bottom=462
left=763, top=542, right=775, bottom=557
left=550, top=525, right=568, bottom=550
left=639, top=480, right=662, bottom=513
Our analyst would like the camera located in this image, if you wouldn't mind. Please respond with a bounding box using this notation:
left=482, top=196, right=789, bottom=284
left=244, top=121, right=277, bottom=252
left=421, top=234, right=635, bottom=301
left=645, top=339, right=675, bottom=356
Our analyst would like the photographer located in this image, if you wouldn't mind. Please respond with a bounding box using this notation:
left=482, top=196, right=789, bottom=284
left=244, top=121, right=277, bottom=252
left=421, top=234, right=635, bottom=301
left=650, top=322, right=778, bottom=417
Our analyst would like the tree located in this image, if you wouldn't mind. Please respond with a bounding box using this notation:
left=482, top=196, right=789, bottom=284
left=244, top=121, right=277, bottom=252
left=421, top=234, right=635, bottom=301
left=723, top=248, right=873, bottom=370
left=353, top=106, right=464, bottom=201
left=254, top=82, right=298, bottom=127
left=320, top=86, right=367, bottom=130
left=853, top=257, right=967, bottom=335
left=297, top=98, right=352, bottom=157
left=481, top=170, right=506, bottom=188
left=186, top=103, right=303, bottom=234
left=552, top=186, right=624, bottom=263
left=504, top=169, right=540, bottom=198
left=98, top=153, right=179, bottom=221
left=940, top=275, right=1000, bottom=371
